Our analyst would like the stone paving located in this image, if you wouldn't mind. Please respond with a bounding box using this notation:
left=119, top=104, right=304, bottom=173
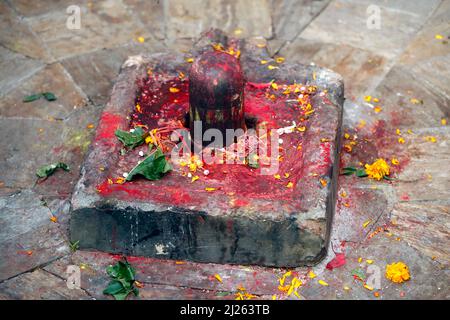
left=0, top=0, right=449, bottom=300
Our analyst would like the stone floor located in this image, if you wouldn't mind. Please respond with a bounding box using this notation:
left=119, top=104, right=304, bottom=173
left=0, top=0, right=449, bottom=300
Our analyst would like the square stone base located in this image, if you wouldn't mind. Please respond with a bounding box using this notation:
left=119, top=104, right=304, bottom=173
left=70, top=30, right=344, bottom=267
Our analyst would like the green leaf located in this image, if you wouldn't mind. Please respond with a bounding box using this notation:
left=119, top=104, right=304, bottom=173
left=104, top=259, right=139, bottom=300
left=355, top=169, right=368, bottom=178
left=69, top=240, right=79, bottom=252
left=36, top=162, right=70, bottom=178
left=103, top=280, right=125, bottom=295
left=117, top=261, right=135, bottom=282
left=42, top=92, right=57, bottom=101
left=113, top=290, right=131, bottom=300
left=351, top=268, right=366, bottom=281
left=115, top=127, right=145, bottom=149
left=126, top=147, right=172, bottom=181
left=342, top=167, right=357, bottom=172
left=383, top=175, right=393, bottom=181
left=215, top=291, right=232, bottom=297
left=23, top=94, right=42, bottom=102
left=247, top=153, right=259, bottom=169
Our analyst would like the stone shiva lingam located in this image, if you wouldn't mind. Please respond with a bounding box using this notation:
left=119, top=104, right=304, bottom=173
left=70, top=30, right=344, bottom=267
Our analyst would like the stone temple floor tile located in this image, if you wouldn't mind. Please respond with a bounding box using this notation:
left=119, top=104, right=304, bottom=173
left=25, top=1, right=153, bottom=60
left=299, top=0, right=439, bottom=60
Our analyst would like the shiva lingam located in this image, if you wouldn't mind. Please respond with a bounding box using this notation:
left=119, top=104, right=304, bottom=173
left=189, top=51, right=246, bottom=149
left=70, top=30, right=344, bottom=267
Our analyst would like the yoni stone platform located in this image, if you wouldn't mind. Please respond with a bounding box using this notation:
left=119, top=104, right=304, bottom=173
left=70, top=30, right=344, bottom=267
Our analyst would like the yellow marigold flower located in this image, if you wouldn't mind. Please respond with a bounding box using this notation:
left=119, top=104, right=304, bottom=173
left=145, top=136, right=153, bottom=144
left=385, top=262, right=410, bottom=283
left=214, top=274, right=223, bottom=283
left=364, top=158, right=390, bottom=180
left=318, top=280, right=328, bottom=286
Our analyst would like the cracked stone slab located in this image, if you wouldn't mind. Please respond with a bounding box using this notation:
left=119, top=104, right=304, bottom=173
left=271, top=0, right=330, bottom=41
left=0, top=63, right=87, bottom=120
left=0, top=102, right=100, bottom=192
left=0, top=269, right=90, bottom=300
left=299, top=233, right=449, bottom=300
left=44, top=250, right=282, bottom=298
left=0, top=46, right=43, bottom=96
left=70, top=30, right=344, bottom=267
left=279, top=38, right=391, bottom=99
left=299, top=0, right=437, bottom=60
left=0, top=1, right=53, bottom=62
left=26, top=1, right=153, bottom=60
left=0, top=190, right=70, bottom=282
left=366, top=65, right=449, bottom=129
left=165, top=0, right=273, bottom=40
left=391, top=201, right=450, bottom=266
left=62, top=42, right=166, bottom=106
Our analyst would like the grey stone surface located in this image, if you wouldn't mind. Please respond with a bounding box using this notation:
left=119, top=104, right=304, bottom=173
left=279, top=38, right=391, bottom=99
left=165, top=0, right=273, bottom=40
left=62, top=42, right=166, bottom=106
left=0, top=63, right=87, bottom=120
left=0, top=46, right=43, bottom=95
left=0, top=269, right=90, bottom=299
left=0, top=1, right=53, bottom=62
left=26, top=1, right=153, bottom=60
left=0, top=190, right=70, bottom=282
left=271, top=0, right=330, bottom=41
left=300, top=0, right=438, bottom=59
left=0, top=0, right=449, bottom=300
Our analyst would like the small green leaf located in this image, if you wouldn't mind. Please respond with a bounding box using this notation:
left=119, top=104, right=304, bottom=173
left=126, top=147, right=172, bottom=181
left=351, top=268, right=366, bottom=281
left=104, top=259, right=139, bottom=300
left=215, top=291, right=232, bottom=297
left=355, top=169, right=368, bottom=177
left=69, top=240, right=80, bottom=252
left=23, top=94, right=42, bottom=103
left=383, top=175, right=393, bottom=181
left=42, top=92, right=57, bottom=101
left=103, top=280, right=124, bottom=295
left=343, top=167, right=357, bottom=172
left=115, top=127, right=145, bottom=149
left=247, top=153, right=259, bottom=169
left=113, top=290, right=131, bottom=301
left=36, top=162, right=70, bottom=178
